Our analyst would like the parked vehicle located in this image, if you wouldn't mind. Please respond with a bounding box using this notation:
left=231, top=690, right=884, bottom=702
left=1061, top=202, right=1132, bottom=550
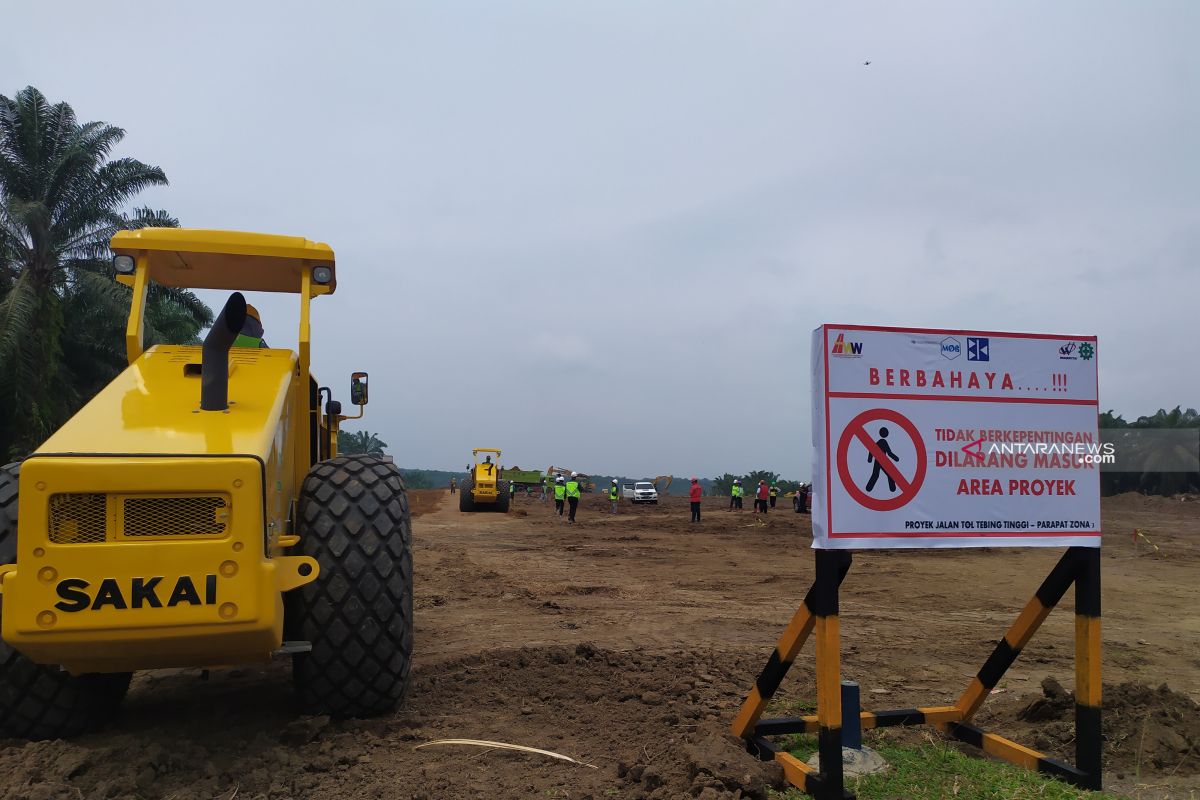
left=623, top=481, right=659, bottom=504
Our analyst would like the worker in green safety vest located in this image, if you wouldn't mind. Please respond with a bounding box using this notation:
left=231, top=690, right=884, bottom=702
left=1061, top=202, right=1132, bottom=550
left=728, top=479, right=744, bottom=511
left=233, top=304, right=268, bottom=348
left=553, top=475, right=566, bottom=516
left=769, top=483, right=779, bottom=509
left=608, top=479, right=619, bottom=514
left=565, top=473, right=582, bottom=523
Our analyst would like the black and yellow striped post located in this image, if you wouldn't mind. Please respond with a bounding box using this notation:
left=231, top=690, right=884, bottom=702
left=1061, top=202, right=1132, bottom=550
left=731, top=552, right=851, bottom=741
left=1074, top=546, right=1102, bottom=789
left=956, top=549, right=1078, bottom=719
left=733, top=546, right=1100, bottom=796
left=811, top=548, right=848, bottom=800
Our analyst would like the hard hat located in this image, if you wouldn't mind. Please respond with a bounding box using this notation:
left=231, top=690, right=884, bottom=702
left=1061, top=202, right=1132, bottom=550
left=759, top=480, right=766, bottom=484
left=556, top=475, right=565, bottom=482
left=734, top=479, right=741, bottom=484
left=611, top=479, right=618, bottom=484
left=691, top=477, right=698, bottom=482
left=571, top=472, right=578, bottom=477
left=245, top=304, right=261, bottom=322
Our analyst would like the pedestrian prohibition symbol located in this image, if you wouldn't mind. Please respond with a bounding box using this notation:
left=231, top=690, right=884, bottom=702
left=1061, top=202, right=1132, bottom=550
left=835, top=408, right=927, bottom=512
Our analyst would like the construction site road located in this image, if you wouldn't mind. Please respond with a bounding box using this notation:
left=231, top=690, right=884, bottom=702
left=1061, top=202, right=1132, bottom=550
left=1, top=490, right=1197, bottom=799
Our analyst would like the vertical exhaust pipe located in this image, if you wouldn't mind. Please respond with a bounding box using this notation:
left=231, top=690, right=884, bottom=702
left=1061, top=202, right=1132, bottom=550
left=201, top=292, right=247, bottom=411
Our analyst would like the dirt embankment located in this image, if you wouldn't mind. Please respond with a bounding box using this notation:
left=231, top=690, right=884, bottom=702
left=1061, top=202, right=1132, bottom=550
left=0, top=490, right=1196, bottom=798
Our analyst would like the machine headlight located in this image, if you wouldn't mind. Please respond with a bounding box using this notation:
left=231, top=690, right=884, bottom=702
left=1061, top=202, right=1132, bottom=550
left=313, top=265, right=333, bottom=285
left=113, top=254, right=136, bottom=274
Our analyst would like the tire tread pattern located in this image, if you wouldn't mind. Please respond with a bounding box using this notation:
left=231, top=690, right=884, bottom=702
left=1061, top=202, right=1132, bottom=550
left=291, top=455, right=413, bottom=717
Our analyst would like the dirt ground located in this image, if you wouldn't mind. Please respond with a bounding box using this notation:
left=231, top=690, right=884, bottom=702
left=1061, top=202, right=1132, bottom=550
left=1, top=489, right=1197, bottom=799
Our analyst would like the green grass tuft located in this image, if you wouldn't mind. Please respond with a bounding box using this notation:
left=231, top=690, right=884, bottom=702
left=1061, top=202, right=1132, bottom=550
left=773, top=733, right=1122, bottom=800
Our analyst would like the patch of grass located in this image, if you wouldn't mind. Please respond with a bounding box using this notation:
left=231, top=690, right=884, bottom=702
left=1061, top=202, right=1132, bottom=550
left=766, top=696, right=818, bottom=716
left=773, top=733, right=1122, bottom=800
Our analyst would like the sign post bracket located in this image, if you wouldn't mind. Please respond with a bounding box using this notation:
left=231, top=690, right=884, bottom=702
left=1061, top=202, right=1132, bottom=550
left=731, top=547, right=1102, bottom=798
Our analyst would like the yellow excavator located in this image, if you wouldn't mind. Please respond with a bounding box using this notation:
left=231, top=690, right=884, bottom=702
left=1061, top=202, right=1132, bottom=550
left=546, top=466, right=594, bottom=493
left=652, top=475, right=673, bottom=494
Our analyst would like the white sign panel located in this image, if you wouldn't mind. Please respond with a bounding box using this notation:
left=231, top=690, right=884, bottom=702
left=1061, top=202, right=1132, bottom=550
left=811, top=325, right=1101, bottom=549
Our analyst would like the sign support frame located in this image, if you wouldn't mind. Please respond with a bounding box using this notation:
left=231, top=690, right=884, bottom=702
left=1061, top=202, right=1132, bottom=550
left=731, top=547, right=1102, bottom=798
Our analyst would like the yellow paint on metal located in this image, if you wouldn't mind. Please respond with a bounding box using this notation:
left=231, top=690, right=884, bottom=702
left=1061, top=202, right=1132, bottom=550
left=957, top=677, right=988, bottom=719
left=1075, top=616, right=1102, bottom=707
left=774, top=751, right=815, bottom=788
left=2, top=456, right=315, bottom=673
left=981, top=732, right=1043, bottom=770
left=1008, top=596, right=1054, bottom=650
left=814, top=615, right=842, bottom=729
left=36, top=346, right=294, bottom=458
left=112, top=228, right=336, bottom=294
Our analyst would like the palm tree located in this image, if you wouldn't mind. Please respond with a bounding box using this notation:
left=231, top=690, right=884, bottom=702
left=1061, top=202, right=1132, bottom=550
left=338, top=430, right=389, bottom=456
left=0, top=86, right=212, bottom=459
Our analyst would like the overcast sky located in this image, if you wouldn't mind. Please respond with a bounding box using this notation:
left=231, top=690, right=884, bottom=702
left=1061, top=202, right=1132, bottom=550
left=4, top=2, right=1198, bottom=478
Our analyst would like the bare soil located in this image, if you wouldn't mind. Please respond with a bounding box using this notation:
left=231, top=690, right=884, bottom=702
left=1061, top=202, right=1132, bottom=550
left=1, top=489, right=1197, bottom=799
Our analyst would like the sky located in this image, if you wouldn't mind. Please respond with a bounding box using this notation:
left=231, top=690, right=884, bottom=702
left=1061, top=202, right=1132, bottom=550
left=4, top=1, right=1198, bottom=479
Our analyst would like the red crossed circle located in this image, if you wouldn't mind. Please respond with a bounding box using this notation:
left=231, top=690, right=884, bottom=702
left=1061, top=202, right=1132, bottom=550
left=836, top=408, right=927, bottom=511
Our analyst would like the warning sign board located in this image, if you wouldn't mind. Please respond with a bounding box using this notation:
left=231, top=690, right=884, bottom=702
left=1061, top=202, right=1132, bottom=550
left=812, top=325, right=1101, bottom=549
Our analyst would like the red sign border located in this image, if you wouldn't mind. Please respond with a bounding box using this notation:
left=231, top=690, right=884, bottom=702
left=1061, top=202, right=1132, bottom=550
left=821, top=325, right=1102, bottom=541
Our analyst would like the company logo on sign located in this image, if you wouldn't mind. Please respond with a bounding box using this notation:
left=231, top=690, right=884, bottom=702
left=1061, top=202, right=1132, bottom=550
left=967, top=337, right=989, bottom=361
left=831, top=333, right=863, bottom=357
left=1058, top=342, right=1078, bottom=360
left=940, top=337, right=961, bottom=360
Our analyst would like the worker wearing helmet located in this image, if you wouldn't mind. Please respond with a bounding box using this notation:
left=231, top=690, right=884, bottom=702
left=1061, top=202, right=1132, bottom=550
left=233, top=303, right=268, bottom=348
left=769, top=482, right=779, bottom=509
left=729, top=478, right=743, bottom=512
left=755, top=480, right=770, bottom=514
left=565, top=473, right=582, bottom=523
left=795, top=482, right=810, bottom=514
left=689, top=477, right=703, bottom=523
left=553, top=475, right=566, bottom=516
left=608, top=479, right=619, bottom=514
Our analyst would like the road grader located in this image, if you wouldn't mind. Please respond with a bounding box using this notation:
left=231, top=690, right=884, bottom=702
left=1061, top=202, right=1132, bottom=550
left=0, top=229, right=413, bottom=739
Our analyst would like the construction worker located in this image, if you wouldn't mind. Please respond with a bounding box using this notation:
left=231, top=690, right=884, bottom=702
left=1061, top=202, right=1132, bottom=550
left=729, top=479, right=743, bottom=511
left=449, top=477, right=456, bottom=494
left=769, top=483, right=779, bottom=508
left=796, top=482, right=810, bottom=514
left=566, top=472, right=582, bottom=523
left=609, top=479, right=619, bottom=514
left=509, top=481, right=516, bottom=502
left=233, top=304, right=268, bottom=348
left=553, top=475, right=566, bottom=515
left=755, top=480, right=769, bottom=514
left=541, top=476, right=548, bottom=502
left=689, top=477, right=702, bottom=522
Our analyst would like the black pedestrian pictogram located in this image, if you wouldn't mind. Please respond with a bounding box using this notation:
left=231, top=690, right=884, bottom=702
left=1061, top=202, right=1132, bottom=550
left=864, top=426, right=901, bottom=493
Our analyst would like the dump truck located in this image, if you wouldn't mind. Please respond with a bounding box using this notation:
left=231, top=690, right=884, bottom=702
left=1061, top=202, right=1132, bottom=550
left=0, top=229, right=413, bottom=740
left=459, top=448, right=510, bottom=512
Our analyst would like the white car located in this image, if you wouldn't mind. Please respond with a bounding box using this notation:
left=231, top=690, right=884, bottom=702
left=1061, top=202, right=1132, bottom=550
left=622, top=481, right=658, bottom=504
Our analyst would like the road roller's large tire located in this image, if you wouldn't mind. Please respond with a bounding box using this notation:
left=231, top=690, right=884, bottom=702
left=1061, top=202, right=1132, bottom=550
left=0, top=463, right=132, bottom=740
left=496, top=480, right=511, bottom=513
left=459, top=478, right=476, bottom=512
left=290, top=455, right=413, bottom=717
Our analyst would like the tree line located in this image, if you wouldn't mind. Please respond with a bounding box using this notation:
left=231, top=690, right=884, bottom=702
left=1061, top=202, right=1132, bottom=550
left=0, top=87, right=212, bottom=460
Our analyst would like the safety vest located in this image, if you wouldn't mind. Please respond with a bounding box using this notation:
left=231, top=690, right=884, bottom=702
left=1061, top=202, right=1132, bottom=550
left=731, top=485, right=743, bottom=498
left=608, top=486, right=618, bottom=501
left=233, top=333, right=262, bottom=348
left=769, top=486, right=779, bottom=497
left=554, top=484, right=566, bottom=500
left=566, top=480, right=581, bottom=499
left=509, top=483, right=515, bottom=494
